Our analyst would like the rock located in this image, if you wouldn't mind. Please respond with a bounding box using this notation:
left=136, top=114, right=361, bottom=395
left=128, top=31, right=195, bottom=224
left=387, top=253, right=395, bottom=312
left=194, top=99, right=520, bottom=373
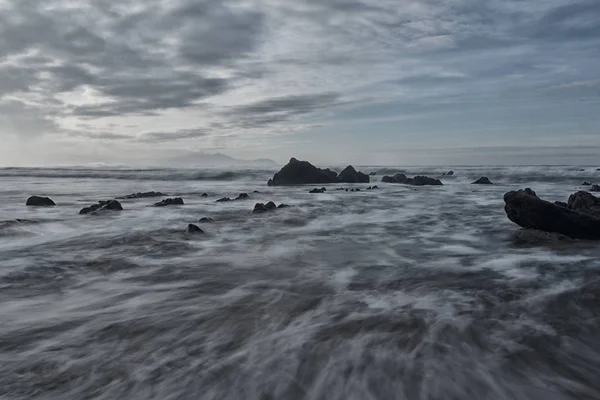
left=253, top=190, right=261, bottom=193
left=410, top=176, right=443, bottom=186
left=554, top=201, right=568, bottom=208
left=80, top=200, right=123, bottom=215
left=199, top=217, right=214, bottom=223
left=472, top=177, right=493, bottom=185
left=119, top=191, right=166, bottom=199
left=216, top=197, right=232, bottom=202
left=153, top=197, right=184, bottom=207
left=336, top=187, right=345, bottom=191
left=582, top=182, right=592, bottom=186
left=253, top=201, right=279, bottom=213
left=235, top=193, right=249, bottom=200
left=266, top=157, right=369, bottom=186
left=580, top=169, right=586, bottom=172
left=590, top=185, right=600, bottom=192
left=201, top=193, right=208, bottom=197
left=369, top=172, right=377, bottom=176
left=503, top=189, right=600, bottom=239
left=568, top=191, right=600, bottom=218
left=381, top=173, right=408, bottom=183
left=267, top=157, right=338, bottom=186
left=187, top=224, right=204, bottom=234
left=337, top=165, right=370, bottom=183
left=367, top=185, right=379, bottom=190
left=445, top=170, right=454, bottom=176
left=309, top=187, right=326, bottom=194
left=277, top=204, right=289, bottom=209
left=26, top=196, right=55, bottom=206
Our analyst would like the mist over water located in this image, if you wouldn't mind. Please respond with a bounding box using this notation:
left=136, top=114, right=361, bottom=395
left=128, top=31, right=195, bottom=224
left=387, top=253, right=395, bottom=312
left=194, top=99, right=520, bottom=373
left=1, top=165, right=600, bottom=400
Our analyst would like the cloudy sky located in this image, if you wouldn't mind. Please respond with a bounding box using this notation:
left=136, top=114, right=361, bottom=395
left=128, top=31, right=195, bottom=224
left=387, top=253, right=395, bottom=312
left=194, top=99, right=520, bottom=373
left=0, top=0, right=599, bottom=166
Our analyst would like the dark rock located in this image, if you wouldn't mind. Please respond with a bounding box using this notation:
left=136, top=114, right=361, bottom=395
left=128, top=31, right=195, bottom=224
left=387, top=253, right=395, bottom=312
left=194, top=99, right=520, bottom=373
left=235, top=193, right=249, bottom=200
left=523, top=188, right=537, bottom=197
left=253, top=201, right=279, bottom=213
left=582, top=182, right=592, bottom=186
left=345, top=189, right=348, bottom=192
left=445, top=170, right=454, bottom=176
left=369, top=172, right=377, bottom=176
left=267, top=157, right=338, bottom=186
left=216, top=197, right=232, bottom=202
left=153, top=197, right=184, bottom=207
left=199, top=217, right=214, bottom=223
left=410, top=176, right=443, bottom=186
left=277, top=204, right=289, bottom=209
left=309, top=187, right=326, bottom=194
left=337, top=165, right=370, bottom=183
left=119, top=191, right=166, bottom=199
left=253, top=190, right=261, bottom=193
left=26, top=196, right=55, bottom=207
left=187, top=224, right=204, bottom=234
left=590, top=185, right=600, bottom=192
left=472, top=177, right=493, bottom=185
left=568, top=191, right=600, bottom=218
left=504, top=189, right=600, bottom=239
left=367, top=185, right=379, bottom=190
left=336, top=188, right=345, bottom=191
left=580, top=169, right=586, bottom=172
left=80, top=200, right=123, bottom=215
left=381, top=173, right=408, bottom=183
left=555, top=201, right=568, bottom=208
left=201, top=193, right=208, bottom=197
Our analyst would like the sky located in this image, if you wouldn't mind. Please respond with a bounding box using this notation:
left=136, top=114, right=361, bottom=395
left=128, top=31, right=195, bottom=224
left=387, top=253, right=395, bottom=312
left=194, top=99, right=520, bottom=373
left=0, top=0, right=599, bottom=166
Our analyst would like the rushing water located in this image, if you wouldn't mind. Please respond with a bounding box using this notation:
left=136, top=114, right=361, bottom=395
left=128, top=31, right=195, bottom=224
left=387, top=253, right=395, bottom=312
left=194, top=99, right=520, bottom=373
left=1, top=165, right=600, bottom=400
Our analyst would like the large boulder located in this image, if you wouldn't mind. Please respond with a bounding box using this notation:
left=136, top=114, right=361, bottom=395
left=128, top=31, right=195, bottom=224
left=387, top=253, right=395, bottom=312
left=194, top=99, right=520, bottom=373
left=337, top=166, right=370, bottom=183
left=267, top=158, right=338, bottom=186
left=80, top=200, right=123, bottom=215
left=26, top=196, right=55, bottom=206
left=153, top=197, right=184, bottom=207
left=266, top=158, right=369, bottom=186
left=503, top=189, right=600, bottom=239
left=472, top=177, right=493, bottom=185
left=568, top=191, right=600, bottom=218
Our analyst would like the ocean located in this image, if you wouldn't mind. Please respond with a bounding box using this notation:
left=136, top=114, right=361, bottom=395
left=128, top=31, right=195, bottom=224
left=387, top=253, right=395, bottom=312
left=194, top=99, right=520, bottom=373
left=1, top=165, right=600, bottom=400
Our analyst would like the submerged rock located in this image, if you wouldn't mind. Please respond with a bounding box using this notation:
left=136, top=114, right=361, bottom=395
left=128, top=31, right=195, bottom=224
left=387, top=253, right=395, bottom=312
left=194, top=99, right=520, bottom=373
left=445, top=170, right=455, bottom=176
left=199, top=217, right=214, bottom=223
left=187, top=224, right=204, bottom=234
left=503, top=188, right=600, bottom=239
left=381, top=174, right=442, bottom=186
left=26, top=196, right=55, bottom=207
left=119, top=191, right=166, bottom=199
left=472, top=177, right=493, bottom=185
left=309, top=187, right=327, bottom=193
left=153, top=197, right=184, bottom=207
left=80, top=200, right=123, bottom=215
left=266, top=157, right=369, bottom=185
left=201, top=193, right=208, bottom=197
left=337, top=165, right=369, bottom=183
left=369, top=172, right=377, bottom=176
left=590, top=184, right=600, bottom=192
left=235, top=193, right=249, bottom=200
left=277, top=203, right=289, bottom=209
left=582, top=182, right=592, bottom=186
left=367, top=185, right=379, bottom=190
left=216, top=197, right=231, bottom=202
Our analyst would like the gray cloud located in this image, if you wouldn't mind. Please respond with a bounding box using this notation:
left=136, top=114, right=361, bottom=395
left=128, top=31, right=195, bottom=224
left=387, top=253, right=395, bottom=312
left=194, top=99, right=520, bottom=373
left=0, top=0, right=598, bottom=165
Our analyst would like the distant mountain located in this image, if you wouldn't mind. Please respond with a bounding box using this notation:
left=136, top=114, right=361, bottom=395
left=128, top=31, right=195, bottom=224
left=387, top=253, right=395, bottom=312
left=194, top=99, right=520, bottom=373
left=166, top=152, right=278, bottom=167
